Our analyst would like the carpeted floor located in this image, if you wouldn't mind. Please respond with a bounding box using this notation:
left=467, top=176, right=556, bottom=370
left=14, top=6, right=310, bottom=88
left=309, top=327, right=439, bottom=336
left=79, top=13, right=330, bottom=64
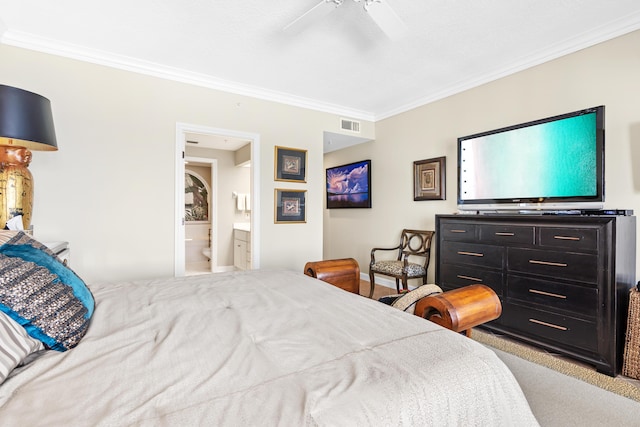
left=494, top=347, right=640, bottom=426
left=472, top=328, right=640, bottom=402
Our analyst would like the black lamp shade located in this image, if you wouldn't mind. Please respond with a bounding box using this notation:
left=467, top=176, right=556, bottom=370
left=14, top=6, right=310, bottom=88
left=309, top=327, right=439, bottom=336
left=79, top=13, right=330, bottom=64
left=0, top=85, right=57, bottom=151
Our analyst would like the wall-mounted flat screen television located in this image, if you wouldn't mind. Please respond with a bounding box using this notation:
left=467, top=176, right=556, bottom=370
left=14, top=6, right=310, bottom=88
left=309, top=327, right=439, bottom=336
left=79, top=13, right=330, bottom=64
left=326, top=159, right=371, bottom=209
left=457, top=106, right=604, bottom=212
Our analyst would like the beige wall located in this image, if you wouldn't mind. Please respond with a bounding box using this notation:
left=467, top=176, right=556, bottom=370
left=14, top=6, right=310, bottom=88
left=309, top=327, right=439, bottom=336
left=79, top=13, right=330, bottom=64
left=234, top=144, right=251, bottom=166
left=325, top=29, right=640, bottom=282
left=0, top=44, right=375, bottom=284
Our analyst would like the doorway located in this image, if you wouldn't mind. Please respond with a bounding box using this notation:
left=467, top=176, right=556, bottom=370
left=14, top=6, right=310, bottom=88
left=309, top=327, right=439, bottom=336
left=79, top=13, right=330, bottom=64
left=185, top=158, right=216, bottom=275
left=175, top=123, right=261, bottom=277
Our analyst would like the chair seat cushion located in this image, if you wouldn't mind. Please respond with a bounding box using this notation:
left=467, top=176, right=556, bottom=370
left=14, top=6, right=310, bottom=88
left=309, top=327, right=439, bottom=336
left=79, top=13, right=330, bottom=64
left=371, top=260, right=426, bottom=277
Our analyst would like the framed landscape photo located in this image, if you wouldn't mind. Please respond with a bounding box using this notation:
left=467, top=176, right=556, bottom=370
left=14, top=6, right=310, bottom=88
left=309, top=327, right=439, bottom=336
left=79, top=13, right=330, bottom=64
left=274, top=146, right=307, bottom=182
left=274, top=189, right=306, bottom=223
left=414, top=156, right=446, bottom=201
left=326, top=159, right=371, bottom=209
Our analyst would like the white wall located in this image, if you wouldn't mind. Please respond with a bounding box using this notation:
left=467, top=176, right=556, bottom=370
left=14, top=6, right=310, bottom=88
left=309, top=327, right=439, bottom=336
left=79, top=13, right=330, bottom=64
left=325, top=29, right=640, bottom=282
left=0, top=44, right=375, bottom=284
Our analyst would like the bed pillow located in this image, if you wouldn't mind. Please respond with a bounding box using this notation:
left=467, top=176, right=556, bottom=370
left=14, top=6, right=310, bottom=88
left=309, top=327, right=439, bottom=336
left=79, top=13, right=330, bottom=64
left=0, top=310, right=44, bottom=384
left=0, top=231, right=94, bottom=351
left=0, top=230, right=17, bottom=246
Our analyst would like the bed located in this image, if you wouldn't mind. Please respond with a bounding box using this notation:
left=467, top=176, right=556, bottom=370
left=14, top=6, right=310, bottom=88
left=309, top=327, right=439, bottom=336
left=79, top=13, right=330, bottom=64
left=0, top=232, right=538, bottom=426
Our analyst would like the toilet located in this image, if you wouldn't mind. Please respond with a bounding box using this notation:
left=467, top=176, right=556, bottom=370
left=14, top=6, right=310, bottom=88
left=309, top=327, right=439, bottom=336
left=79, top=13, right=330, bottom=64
left=202, top=247, right=212, bottom=261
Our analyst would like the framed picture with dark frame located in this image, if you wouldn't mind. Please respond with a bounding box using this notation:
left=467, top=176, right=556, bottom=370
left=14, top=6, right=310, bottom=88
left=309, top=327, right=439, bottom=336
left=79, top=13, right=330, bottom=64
left=275, top=189, right=306, bottom=223
left=414, top=156, right=446, bottom=201
left=326, top=159, right=371, bottom=209
left=274, top=146, right=307, bottom=182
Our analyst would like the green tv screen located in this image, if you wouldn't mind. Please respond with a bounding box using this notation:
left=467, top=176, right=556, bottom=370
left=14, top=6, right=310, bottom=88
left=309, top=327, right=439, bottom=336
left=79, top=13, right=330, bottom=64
left=458, top=107, right=603, bottom=207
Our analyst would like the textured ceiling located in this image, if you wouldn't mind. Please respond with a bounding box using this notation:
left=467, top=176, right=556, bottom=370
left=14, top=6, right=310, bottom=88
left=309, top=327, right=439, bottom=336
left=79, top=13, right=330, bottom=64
left=1, top=0, right=640, bottom=124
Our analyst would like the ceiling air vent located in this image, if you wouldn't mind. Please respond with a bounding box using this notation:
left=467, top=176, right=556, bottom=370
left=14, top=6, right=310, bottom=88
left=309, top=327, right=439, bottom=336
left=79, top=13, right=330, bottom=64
left=340, top=118, right=361, bottom=133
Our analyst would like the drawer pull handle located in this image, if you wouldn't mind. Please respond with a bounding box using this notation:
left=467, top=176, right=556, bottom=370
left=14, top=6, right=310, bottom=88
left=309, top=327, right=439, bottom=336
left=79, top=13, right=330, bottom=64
left=529, top=289, right=567, bottom=299
left=528, top=318, right=568, bottom=331
left=450, top=229, right=467, bottom=233
left=457, top=251, right=484, bottom=257
left=457, top=274, right=482, bottom=282
left=529, top=259, right=567, bottom=267
left=553, top=235, right=581, bottom=241
left=495, top=232, right=515, bottom=236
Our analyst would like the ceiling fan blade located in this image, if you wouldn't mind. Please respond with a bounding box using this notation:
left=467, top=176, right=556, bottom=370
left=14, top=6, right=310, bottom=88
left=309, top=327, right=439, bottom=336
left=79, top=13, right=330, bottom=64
left=283, top=1, right=341, bottom=34
left=365, top=0, right=408, bottom=41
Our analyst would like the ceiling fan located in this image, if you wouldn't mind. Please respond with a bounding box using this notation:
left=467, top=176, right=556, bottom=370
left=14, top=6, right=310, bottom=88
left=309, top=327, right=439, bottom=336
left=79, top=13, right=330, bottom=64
left=283, top=0, right=408, bottom=41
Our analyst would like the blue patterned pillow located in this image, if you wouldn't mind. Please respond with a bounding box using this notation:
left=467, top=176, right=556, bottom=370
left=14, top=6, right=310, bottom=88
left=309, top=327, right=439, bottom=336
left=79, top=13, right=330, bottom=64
left=0, top=232, right=94, bottom=351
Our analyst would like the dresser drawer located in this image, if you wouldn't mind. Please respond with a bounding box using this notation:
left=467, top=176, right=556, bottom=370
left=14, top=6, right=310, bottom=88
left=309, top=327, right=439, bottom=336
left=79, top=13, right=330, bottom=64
left=479, top=224, right=534, bottom=245
left=507, top=275, right=598, bottom=317
left=439, top=264, right=503, bottom=296
left=440, top=222, right=476, bottom=242
left=502, top=303, right=597, bottom=352
left=441, top=242, right=504, bottom=269
left=507, top=248, right=598, bottom=284
left=538, top=227, right=598, bottom=252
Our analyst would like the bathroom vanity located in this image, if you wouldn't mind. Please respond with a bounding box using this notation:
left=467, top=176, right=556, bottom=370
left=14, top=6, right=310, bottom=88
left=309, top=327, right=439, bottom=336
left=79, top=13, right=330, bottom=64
left=233, top=223, right=251, bottom=270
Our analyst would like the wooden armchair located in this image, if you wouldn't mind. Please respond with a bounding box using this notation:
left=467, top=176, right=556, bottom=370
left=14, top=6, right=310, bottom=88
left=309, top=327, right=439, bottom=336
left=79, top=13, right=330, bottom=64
left=368, top=229, right=435, bottom=298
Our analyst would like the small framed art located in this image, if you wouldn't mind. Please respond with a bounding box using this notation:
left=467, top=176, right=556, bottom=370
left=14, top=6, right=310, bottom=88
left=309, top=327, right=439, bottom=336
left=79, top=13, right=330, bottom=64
left=275, top=189, right=306, bottom=223
left=414, top=156, right=446, bottom=201
left=274, top=146, right=307, bottom=182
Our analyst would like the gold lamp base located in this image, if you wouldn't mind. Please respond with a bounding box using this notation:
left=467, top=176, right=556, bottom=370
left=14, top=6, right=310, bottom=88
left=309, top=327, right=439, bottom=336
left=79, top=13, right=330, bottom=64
left=0, top=146, right=33, bottom=230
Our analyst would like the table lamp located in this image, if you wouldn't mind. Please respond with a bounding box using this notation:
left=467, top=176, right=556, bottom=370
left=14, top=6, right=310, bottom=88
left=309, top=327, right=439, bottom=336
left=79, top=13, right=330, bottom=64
left=0, top=85, right=57, bottom=230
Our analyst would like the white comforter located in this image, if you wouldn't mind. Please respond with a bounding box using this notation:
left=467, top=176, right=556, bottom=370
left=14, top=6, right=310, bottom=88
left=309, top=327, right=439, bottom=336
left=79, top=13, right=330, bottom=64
left=0, top=270, right=538, bottom=426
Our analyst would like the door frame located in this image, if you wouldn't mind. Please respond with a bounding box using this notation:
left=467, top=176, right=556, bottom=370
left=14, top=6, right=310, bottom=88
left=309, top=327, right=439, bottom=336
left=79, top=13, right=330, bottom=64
left=175, top=122, right=261, bottom=276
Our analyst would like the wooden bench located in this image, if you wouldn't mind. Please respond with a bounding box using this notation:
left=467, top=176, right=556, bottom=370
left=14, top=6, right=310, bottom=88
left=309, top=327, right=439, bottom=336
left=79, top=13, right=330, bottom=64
left=414, top=284, right=502, bottom=337
left=303, top=259, right=501, bottom=336
left=304, top=258, right=361, bottom=294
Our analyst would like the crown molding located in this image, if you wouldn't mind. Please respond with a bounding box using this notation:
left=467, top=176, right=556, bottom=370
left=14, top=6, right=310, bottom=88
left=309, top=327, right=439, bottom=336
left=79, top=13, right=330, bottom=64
left=376, top=12, right=640, bottom=120
left=3, top=9, right=640, bottom=124
left=0, top=30, right=376, bottom=122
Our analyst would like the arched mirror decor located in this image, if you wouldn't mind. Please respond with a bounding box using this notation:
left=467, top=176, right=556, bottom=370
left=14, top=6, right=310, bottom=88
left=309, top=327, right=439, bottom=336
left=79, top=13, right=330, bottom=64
left=185, top=171, right=210, bottom=222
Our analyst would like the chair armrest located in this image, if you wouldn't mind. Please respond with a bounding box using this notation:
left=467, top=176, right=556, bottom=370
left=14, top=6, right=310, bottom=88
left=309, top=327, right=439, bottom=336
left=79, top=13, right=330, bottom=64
left=370, top=245, right=401, bottom=264
left=401, top=248, right=432, bottom=267
left=400, top=252, right=421, bottom=268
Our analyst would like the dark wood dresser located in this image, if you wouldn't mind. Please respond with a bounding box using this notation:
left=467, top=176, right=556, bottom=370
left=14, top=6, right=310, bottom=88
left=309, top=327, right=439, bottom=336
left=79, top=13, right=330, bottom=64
left=435, top=214, right=636, bottom=376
